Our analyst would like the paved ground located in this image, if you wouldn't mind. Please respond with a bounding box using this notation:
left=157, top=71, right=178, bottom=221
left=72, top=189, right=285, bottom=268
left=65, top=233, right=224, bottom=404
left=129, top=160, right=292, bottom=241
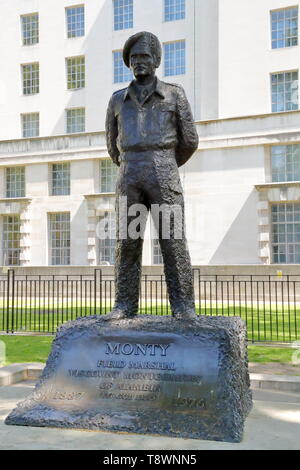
left=249, top=362, right=300, bottom=376
left=0, top=380, right=300, bottom=450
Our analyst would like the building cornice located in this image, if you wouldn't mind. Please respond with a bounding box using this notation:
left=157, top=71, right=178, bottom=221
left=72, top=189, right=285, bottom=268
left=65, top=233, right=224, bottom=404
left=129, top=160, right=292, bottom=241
left=84, top=193, right=115, bottom=198
left=0, top=130, right=105, bottom=147
left=255, top=181, right=300, bottom=191
left=196, top=109, right=300, bottom=125
left=0, top=197, right=32, bottom=217
left=0, top=111, right=299, bottom=164
left=0, top=197, right=32, bottom=202
left=197, top=110, right=300, bottom=150
left=0, top=133, right=108, bottom=165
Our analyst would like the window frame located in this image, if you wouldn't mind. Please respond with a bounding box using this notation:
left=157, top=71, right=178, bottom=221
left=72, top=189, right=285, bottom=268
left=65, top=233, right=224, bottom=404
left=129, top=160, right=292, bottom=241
left=152, top=238, right=163, bottom=265
left=48, top=212, right=71, bottom=266
left=113, top=50, right=133, bottom=83
left=50, top=162, right=71, bottom=196
left=164, top=0, right=185, bottom=22
left=5, top=167, right=26, bottom=198
left=113, top=0, right=133, bottom=31
left=270, top=69, right=299, bottom=113
left=21, top=62, right=39, bottom=95
left=270, top=6, right=298, bottom=49
left=163, top=40, right=186, bottom=77
left=66, top=55, right=85, bottom=90
left=21, top=12, right=39, bottom=46
left=21, top=112, right=39, bottom=138
left=66, top=107, right=85, bottom=134
left=271, top=144, right=300, bottom=182
left=99, top=159, right=118, bottom=193
left=271, top=203, right=300, bottom=264
left=65, top=4, right=85, bottom=39
left=98, top=211, right=116, bottom=265
left=2, top=215, right=21, bottom=266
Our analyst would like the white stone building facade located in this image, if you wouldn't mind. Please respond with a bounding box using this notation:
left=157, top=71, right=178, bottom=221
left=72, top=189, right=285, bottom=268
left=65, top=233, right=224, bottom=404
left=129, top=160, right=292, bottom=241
left=0, top=0, right=299, bottom=268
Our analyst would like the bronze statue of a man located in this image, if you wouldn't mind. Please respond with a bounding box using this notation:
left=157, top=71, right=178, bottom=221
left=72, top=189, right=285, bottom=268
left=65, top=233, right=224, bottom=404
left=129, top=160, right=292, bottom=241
left=105, top=31, right=199, bottom=320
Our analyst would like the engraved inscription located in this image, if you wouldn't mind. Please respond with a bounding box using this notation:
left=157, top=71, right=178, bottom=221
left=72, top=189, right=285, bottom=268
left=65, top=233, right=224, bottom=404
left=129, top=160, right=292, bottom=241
left=97, top=360, right=126, bottom=368
left=116, top=383, right=161, bottom=392
left=99, top=392, right=159, bottom=401
left=105, top=342, right=170, bottom=357
left=97, top=382, right=161, bottom=392
left=69, top=369, right=121, bottom=378
left=98, top=382, right=113, bottom=390
left=128, top=360, right=175, bottom=370
left=68, top=369, right=202, bottom=384
left=49, top=391, right=86, bottom=401
left=57, top=333, right=219, bottom=412
left=123, top=372, right=202, bottom=383
left=172, top=397, right=207, bottom=409
left=34, top=388, right=86, bottom=402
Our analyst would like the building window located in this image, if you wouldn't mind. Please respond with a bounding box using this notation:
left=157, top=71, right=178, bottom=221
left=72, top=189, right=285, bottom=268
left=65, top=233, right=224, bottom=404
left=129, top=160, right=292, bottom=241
left=113, top=50, right=133, bottom=83
left=100, top=159, right=118, bottom=193
left=271, top=7, right=298, bottom=49
left=272, top=203, right=300, bottom=263
left=51, top=163, right=71, bottom=196
left=271, top=145, right=300, bottom=182
left=66, top=5, right=85, bottom=38
left=22, top=113, right=39, bottom=138
left=49, top=213, right=71, bottom=265
left=113, top=0, right=133, bottom=31
left=66, top=56, right=85, bottom=89
left=164, top=0, right=185, bottom=22
left=99, top=212, right=116, bottom=265
left=6, top=167, right=25, bottom=198
left=152, top=239, right=163, bottom=265
left=21, top=13, right=39, bottom=45
left=164, top=40, right=185, bottom=76
left=271, top=70, right=298, bottom=112
left=2, top=216, right=21, bottom=266
left=22, top=63, right=39, bottom=95
left=66, top=108, right=85, bottom=133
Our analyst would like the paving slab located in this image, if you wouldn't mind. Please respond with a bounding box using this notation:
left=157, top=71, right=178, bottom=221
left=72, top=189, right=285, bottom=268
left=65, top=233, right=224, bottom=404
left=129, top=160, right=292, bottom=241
left=249, top=362, right=300, bottom=376
left=0, top=363, right=44, bottom=386
left=0, top=381, right=299, bottom=450
left=251, top=373, right=300, bottom=392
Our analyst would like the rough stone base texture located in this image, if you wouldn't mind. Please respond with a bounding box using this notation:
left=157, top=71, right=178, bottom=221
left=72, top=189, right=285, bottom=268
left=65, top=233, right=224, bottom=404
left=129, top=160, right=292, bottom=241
left=5, top=315, right=252, bottom=442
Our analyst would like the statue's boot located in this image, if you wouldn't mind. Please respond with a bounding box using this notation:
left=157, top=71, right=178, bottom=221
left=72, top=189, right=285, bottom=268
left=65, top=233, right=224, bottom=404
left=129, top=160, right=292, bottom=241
left=172, top=306, right=197, bottom=320
left=102, top=305, right=137, bottom=321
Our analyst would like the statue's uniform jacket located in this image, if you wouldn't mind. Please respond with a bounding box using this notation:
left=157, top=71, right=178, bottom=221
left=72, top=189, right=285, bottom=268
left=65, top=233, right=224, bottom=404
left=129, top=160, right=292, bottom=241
left=105, top=78, right=199, bottom=167
left=105, top=78, right=199, bottom=316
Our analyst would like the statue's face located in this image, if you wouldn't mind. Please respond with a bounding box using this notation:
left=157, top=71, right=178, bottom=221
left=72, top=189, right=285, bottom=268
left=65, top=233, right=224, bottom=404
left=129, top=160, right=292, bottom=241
left=129, top=41, right=156, bottom=79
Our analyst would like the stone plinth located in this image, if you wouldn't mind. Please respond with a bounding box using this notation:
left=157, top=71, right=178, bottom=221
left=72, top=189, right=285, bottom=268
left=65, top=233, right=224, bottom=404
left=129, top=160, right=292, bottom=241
left=5, top=315, right=252, bottom=442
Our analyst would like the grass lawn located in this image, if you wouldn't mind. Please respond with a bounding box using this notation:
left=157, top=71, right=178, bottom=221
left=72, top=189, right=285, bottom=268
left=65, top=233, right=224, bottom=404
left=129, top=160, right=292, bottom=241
left=1, top=304, right=300, bottom=342
left=0, top=334, right=297, bottom=366
left=0, top=335, right=53, bottom=365
left=247, top=345, right=296, bottom=363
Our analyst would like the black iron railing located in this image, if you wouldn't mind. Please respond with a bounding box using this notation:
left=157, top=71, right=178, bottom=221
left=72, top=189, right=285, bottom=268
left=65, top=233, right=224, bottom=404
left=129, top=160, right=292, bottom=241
left=0, top=269, right=299, bottom=342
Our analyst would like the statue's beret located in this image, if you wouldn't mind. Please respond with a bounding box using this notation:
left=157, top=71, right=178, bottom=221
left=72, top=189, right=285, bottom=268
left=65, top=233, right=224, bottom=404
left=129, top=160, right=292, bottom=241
left=122, top=31, right=162, bottom=68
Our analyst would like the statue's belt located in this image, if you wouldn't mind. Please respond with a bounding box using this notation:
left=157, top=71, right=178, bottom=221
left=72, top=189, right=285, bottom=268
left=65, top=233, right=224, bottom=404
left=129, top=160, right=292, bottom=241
left=119, top=149, right=176, bottom=162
